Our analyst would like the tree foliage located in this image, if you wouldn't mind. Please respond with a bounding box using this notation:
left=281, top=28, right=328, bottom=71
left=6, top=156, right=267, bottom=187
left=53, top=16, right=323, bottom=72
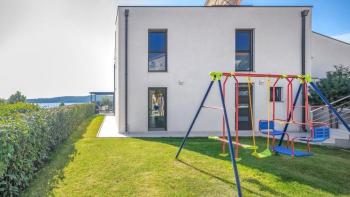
left=309, top=65, right=350, bottom=107
left=8, top=91, right=26, bottom=104
left=100, top=96, right=113, bottom=108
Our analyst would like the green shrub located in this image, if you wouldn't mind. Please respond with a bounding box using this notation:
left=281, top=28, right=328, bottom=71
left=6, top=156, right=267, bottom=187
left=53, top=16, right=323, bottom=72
left=0, top=104, right=95, bottom=196
left=0, top=103, right=40, bottom=117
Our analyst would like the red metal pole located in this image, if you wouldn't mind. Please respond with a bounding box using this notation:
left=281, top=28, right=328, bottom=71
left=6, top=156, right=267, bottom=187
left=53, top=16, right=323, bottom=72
left=290, top=79, right=294, bottom=121
left=286, top=79, right=291, bottom=119
left=285, top=78, right=294, bottom=121
left=304, top=82, right=313, bottom=138
left=272, top=78, right=280, bottom=120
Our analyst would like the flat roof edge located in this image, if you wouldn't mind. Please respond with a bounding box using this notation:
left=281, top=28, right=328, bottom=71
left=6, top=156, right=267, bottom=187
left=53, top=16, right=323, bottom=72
left=117, top=5, right=313, bottom=8
left=313, top=31, right=350, bottom=46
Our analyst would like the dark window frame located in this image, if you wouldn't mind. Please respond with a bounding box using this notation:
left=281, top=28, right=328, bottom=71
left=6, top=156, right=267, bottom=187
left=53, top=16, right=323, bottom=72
left=270, top=87, right=283, bottom=102
left=148, top=29, right=168, bottom=72
left=148, top=87, right=167, bottom=131
left=235, top=29, right=254, bottom=72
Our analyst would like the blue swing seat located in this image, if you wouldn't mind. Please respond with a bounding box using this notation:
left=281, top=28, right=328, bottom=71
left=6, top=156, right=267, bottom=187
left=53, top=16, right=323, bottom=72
left=273, top=146, right=312, bottom=157
left=298, top=126, right=330, bottom=143
left=259, top=120, right=284, bottom=136
left=260, top=130, right=284, bottom=136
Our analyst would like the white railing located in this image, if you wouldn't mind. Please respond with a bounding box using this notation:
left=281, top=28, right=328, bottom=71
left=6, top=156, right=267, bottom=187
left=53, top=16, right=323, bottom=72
left=311, top=95, right=350, bottom=128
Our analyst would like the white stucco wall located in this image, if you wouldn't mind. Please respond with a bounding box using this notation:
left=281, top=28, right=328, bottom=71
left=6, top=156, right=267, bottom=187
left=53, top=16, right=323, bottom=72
left=311, top=32, right=350, bottom=79
left=116, top=6, right=312, bottom=133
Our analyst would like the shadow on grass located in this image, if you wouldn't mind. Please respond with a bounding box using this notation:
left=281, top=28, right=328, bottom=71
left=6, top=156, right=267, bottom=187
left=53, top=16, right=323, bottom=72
left=22, top=115, right=103, bottom=196
left=177, top=159, right=274, bottom=197
left=139, top=137, right=350, bottom=196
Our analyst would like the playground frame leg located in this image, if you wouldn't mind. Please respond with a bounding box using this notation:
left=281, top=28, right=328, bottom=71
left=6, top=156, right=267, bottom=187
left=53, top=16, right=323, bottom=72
left=218, top=80, right=242, bottom=197
left=175, top=80, right=242, bottom=197
left=175, top=80, right=214, bottom=158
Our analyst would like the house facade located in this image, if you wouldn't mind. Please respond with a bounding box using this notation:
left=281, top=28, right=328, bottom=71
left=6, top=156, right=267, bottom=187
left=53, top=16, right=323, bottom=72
left=115, top=6, right=315, bottom=133
left=311, top=32, right=350, bottom=78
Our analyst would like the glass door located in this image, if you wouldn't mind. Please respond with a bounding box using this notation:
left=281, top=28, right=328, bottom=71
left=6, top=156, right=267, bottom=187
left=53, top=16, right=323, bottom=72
left=148, top=88, right=167, bottom=131
left=236, top=83, right=253, bottom=130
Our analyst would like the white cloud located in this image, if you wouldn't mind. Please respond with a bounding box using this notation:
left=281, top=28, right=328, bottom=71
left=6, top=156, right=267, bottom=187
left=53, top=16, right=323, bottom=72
left=332, top=33, right=350, bottom=44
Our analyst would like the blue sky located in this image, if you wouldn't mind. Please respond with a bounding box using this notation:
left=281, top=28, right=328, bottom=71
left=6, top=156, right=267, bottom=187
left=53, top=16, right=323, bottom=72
left=119, top=0, right=350, bottom=43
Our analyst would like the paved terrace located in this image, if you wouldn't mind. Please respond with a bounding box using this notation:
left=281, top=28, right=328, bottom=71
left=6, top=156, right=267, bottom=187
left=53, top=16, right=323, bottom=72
left=98, top=115, right=350, bottom=148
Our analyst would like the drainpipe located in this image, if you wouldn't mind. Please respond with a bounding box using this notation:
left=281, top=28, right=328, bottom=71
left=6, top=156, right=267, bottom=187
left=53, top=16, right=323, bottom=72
left=301, top=10, right=309, bottom=131
left=124, top=9, right=129, bottom=132
left=113, top=64, right=116, bottom=114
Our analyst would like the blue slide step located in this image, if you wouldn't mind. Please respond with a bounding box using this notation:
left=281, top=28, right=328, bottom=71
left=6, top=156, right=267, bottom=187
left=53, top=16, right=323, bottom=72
left=273, top=146, right=312, bottom=157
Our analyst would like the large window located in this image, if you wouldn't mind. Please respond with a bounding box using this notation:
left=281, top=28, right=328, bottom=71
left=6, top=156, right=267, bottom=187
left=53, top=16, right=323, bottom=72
left=270, top=87, right=282, bottom=102
left=148, top=30, right=167, bottom=72
left=235, top=30, right=253, bottom=71
left=148, top=87, right=167, bottom=130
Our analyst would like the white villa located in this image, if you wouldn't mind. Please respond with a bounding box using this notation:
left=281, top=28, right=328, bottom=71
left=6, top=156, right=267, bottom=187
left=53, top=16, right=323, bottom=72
left=114, top=1, right=350, bottom=133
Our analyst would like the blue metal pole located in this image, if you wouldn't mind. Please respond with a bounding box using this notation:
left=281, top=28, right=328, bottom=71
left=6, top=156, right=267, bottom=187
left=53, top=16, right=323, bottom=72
left=309, top=82, right=350, bottom=132
left=218, top=80, right=242, bottom=197
left=278, top=84, right=303, bottom=146
left=175, top=80, right=214, bottom=158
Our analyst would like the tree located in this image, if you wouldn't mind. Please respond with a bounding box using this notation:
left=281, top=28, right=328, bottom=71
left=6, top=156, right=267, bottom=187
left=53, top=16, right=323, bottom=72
left=8, top=91, right=27, bottom=104
left=309, top=65, right=350, bottom=105
left=309, top=65, right=350, bottom=128
left=101, top=96, right=113, bottom=108
left=59, top=102, right=65, bottom=107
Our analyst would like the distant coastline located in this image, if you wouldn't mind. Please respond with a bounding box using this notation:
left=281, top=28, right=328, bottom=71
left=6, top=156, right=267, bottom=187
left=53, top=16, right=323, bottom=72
left=27, top=96, right=90, bottom=104
left=36, top=103, right=79, bottom=108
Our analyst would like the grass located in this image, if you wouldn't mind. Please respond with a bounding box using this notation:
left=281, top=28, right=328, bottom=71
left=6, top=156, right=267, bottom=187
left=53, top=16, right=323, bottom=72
left=24, top=115, right=350, bottom=196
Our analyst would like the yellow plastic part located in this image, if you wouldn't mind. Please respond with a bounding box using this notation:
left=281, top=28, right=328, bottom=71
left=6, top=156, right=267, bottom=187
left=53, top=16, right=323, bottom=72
left=281, top=74, right=288, bottom=79
left=305, top=74, right=312, bottom=83
left=252, top=78, right=273, bottom=158
left=247, top=77, right=258, bottom=155
left=209, top=72, right=222, bottom=81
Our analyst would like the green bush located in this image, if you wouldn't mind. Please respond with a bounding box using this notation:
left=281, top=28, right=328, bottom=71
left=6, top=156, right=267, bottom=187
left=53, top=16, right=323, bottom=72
left=0, top=104, right=95, bottom=196
left=0, top=103, right=40, bottom=117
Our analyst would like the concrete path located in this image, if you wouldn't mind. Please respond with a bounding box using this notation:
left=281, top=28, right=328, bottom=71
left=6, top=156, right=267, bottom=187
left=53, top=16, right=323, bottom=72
left=97, top=115, right=260, bottom=138
left=97, top=115, right=124, bottom=137
left=97, top=115, right=350, bottom=148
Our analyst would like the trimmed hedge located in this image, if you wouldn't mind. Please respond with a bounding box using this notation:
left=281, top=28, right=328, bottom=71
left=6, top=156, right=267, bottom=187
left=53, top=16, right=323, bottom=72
left=0, top=103, right=40, bottom=117
left=0, top=104, right=95, bottom=195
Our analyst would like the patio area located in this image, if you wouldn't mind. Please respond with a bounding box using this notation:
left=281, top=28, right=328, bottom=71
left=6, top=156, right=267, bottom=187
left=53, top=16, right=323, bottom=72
left=97, top=115, right=350, bottom=148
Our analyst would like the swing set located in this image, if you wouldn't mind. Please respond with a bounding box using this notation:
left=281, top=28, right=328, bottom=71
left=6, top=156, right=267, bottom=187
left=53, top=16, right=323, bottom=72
left=175, top=71, right=350, bottom=197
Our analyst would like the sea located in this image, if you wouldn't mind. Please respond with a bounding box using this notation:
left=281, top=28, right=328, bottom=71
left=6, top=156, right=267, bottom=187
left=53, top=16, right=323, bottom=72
left=36, top=103, right=82, bottom=108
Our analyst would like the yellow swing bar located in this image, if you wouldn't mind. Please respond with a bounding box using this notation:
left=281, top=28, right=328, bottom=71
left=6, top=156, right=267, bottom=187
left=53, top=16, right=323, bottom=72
left=246, top=77, right=258, bottom=154
left=252, top=78, right=273, bottom=158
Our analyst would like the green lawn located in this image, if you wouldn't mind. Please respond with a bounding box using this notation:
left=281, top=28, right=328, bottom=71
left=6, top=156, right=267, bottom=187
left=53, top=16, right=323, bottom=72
left=24, top=115, right=350, bottom=196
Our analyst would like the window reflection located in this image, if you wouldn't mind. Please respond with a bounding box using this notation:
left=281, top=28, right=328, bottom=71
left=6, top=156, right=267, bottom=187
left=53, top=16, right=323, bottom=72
left=235, top=30, right=253, bottom=71
left=148, top=30, right=167, bottom=71
left=148, top=88, right=166, bottom=130
left=148, top=53, right=166, bottom=71
left=236, top=52, right=251, bottom=71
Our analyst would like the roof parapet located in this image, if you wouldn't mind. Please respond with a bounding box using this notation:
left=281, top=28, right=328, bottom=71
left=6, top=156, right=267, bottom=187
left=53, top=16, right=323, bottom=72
left=205, top=0, right=241, bottom=6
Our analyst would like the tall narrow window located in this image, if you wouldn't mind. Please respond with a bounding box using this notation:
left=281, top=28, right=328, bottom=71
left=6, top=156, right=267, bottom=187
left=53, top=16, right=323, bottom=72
left=235, top=30, right=253, bottom=71
left=148, top=87, right=167, bottom=130
left=148, top=30, right=167, bottom=72
left=270, top=87, right=282, bottom=102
